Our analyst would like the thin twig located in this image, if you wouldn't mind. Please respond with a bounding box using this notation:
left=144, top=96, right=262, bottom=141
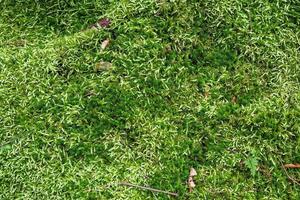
left=118, top=182, right=178, bottom=197
left=284, top=164, right=300, bottom=169
left=279, top=159, right=300, bottom=186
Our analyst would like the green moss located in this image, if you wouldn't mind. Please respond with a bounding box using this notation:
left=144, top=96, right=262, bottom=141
left=0, top=0, right=300, bottom=199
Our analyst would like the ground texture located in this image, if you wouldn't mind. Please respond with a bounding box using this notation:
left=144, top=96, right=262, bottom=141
left=0, top=0, right=300, bottom=199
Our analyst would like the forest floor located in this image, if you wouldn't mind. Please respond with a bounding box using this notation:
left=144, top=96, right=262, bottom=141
left=0, top=1, right=300, bottom=199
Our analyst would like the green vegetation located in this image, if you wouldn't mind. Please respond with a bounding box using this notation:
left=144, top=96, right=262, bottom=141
left=0, top=0, right=300, bottom=199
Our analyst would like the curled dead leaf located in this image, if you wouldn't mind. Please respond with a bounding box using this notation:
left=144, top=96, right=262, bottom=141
left=95, top=61, right=113, bottom=72
left=189, top=167, right=197, bottom=177
left=187, top=167, right=197, bottom=193
left=231, top=96, right=237, bottom=104
left=101, top=39, right=110, bottom=50
left=188, top=176, right=196, bottom=192
left=98, top=18, right=111, bottom=28
left=90, top=18, right=111, bottom=30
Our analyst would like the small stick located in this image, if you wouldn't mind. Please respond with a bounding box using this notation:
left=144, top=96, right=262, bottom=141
left=284, top=164, right=300, bottom=169
left=279, top=159, right=300, bottom=186
left=118, top=182, right=178, bottom=197
left=282, top=165, right=300, bottom=186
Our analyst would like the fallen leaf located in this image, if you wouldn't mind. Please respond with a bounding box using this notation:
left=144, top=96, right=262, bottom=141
left=89, top=18, right=111, bottom=30
left=98, top=18, right=111, bottom=28
left=204, top=91, right=209, bottom=98
left=284, top=164, right=300, bottom=169
left=101, top=39, right=110, bottom=50
left=188, top=177, right=196, bottom=193
left=189, top=167, right=197, bottom=177
left=164, top=44, right=172, bottom=53
left=231, top=96, right=237, bottom=104
left=95, top=61, right=113, bottom=72
left=187, top=167, right=197, bottom=193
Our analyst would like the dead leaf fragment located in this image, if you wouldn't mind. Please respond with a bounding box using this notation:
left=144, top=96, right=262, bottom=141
left=188, top=177, right=196, bottom=192
left=95, top=61, right=113, bottom=72
left=98, top=18, right=111, bottom=28
left=231, top=96, right=237, bottom=104
left=284, top=164, right=300, bottom=169
left=101, top=39, right=110, bottom=50
left=164, top=44, right=172, bottom=53
left=204, top=91, right=209, bottom=98
left=189, top=167, right=197, bottom=177
left=187, top=167, right=197, bottom=193
left=89, top=18, right=111, bottom=30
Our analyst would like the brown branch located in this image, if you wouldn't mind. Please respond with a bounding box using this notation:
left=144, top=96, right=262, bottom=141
left=284, top=164, right=300, bottom=169
left=279, top=159, right=300, bottom=186
left=118, top=182, right=178, bottom=197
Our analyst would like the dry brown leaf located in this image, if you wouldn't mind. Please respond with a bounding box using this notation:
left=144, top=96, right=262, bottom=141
left=204, top=91, right=209, bottom=98
left=98, top=18, right=111, bottom=28
left=188, top=167, right=197, bottom=193
left=95, top=61, right=113, bottom=72
left=189, top=167, right=197, bottom=177
left=188, top=177, right=196, bottom=192
left=231, top=96, right=237, bottom=104
left=284, top=164, right=300, bottom=169
left=101, top=39, right=110, bottom=50
left=90, top=18, right=111, bottom=29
